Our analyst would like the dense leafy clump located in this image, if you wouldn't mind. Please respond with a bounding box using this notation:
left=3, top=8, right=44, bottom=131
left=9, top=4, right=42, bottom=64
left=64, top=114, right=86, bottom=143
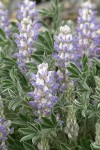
left=0, top=0, right=100, bottom=150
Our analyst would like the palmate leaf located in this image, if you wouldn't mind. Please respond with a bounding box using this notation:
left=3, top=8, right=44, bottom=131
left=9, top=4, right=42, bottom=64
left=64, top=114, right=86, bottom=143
left=67, top=55, right=90, bottom=79
left=20, top=134, right=37, bottom=142
left=34, top=31, right=54, bottom=55
left=19, top=115, right=61, bottom=145
left=0, top=52, right=29, bottom=111
left=8, top=100, right=23, bottom=111
left=42, top=117, right=54, bottom=127
left=20, top=129, right=41, bottom=144
left=41, top=114, right=61, bottom=130
left=12, top=111, right=34, bottom=126
left=67, top=63, right=81, bottom=78
left=19, top=128, right=35, bottom=135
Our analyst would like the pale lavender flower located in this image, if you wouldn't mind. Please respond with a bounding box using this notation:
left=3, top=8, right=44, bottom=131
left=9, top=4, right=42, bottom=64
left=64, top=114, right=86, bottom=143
left=0, top=2, right=11, bottom=37
left=28, top=63, right=59, bottom=119
left=17, top=0, right=38, bottom=20
left=53, top=25, right=75, bottom=69
left=53, top=25, right=75, bottom=91
left=76, top=1, right=100, bottom=60
left=15, top=0, right=41, bottom=73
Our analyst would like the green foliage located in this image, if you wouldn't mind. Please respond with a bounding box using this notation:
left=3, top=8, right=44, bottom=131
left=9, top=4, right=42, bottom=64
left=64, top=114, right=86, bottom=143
left=40, top=0, right=62, bottom=33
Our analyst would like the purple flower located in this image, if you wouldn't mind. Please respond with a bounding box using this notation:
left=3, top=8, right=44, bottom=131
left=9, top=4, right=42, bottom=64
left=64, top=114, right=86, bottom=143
left=28, top=63, right=59, bottom=119
left=76, top=1, right=100, bottom=61
left=17, top=0, right=38, bottom=20
left=15, top=0, right=41, bottom=73
left=53, top=25, right=76, bottom=91
left=0, top=2, right=11, bottom=37
left=53, top=25, right=75, bottom=69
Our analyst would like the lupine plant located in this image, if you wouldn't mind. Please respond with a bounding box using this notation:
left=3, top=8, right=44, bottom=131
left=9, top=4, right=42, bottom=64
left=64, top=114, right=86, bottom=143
left=0, top=0, right=100, bottom=150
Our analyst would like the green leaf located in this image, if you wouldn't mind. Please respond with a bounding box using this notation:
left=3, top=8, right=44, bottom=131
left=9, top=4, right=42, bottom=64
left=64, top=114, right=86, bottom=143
left=82, top=54, right=88, bottom=68
left=60, top=144, right=70, bottom=150
left=19, top=114, right=29, bottom=122
left=23, top=142, right=36, bottom=150
left=20, top=134, right=35, bottom=142
left=91, top=143, right=100, bottom=150
left=34, top=31, right=54, bottom=55
left=19, top=128, right=34, bottom=135
left=67, top=66, right=79, bottom=78
left=45, top=31, right=53, bottom=50
left=51, top=113, right=58, bottom=125
left=0, top=28, right=6, bottom=40
left=16, top=80, right=24, bottom=96
left=8, top=100, right=22, bottom=111
left=42, top=117, right=54, bottom=127
left=31, top=54, right=42, bottom=63
left=94, top=58, right=100, bottom=67
left=32, top=135, right=40, bottom=144
left=12, top=120, right=26, bottom=126
left=9, top=66, right=16, bottom=82
left=70, top=63, right=81, bottom=74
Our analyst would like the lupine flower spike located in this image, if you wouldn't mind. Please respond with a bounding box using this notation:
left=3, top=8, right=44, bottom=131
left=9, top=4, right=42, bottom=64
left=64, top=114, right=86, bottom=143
left=53, top=25, right=75, bottom=69
left=76, top=1, right=100, bottom=61
left=15, top=0, right=41, bottom=73
left=0, top=96, right=13, bottom=150
left=28, top=63, right=59, bottom=120
left=53, top=25, right=75, bottom=91
left=0, top=2, right=11, bottom=37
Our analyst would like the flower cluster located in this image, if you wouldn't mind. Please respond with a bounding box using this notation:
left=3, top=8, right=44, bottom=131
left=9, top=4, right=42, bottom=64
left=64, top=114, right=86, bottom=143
left=53, top=25, right=75, bottom=91
left=0, top=97, right=13, bottom=150
left=17, top=0, right=38, bottom=20
left=53, top=25, right=75, bottom=69
left=0, top=2, right=11, bottom=37
left=76, top=1, right=100, bottom=60
left=15, top=0, right=41, bottom=73
left=28, top=63, right=59, bottom=120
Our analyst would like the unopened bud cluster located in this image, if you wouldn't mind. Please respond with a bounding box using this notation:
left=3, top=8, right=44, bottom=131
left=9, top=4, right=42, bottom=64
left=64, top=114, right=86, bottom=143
left=64, top=106, right=79, bottom=140
left=64, top=82, right=79, bottom=140
left=94, top=122, right=100, bottom=146
left=37, top=138, right=49, bottom=150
